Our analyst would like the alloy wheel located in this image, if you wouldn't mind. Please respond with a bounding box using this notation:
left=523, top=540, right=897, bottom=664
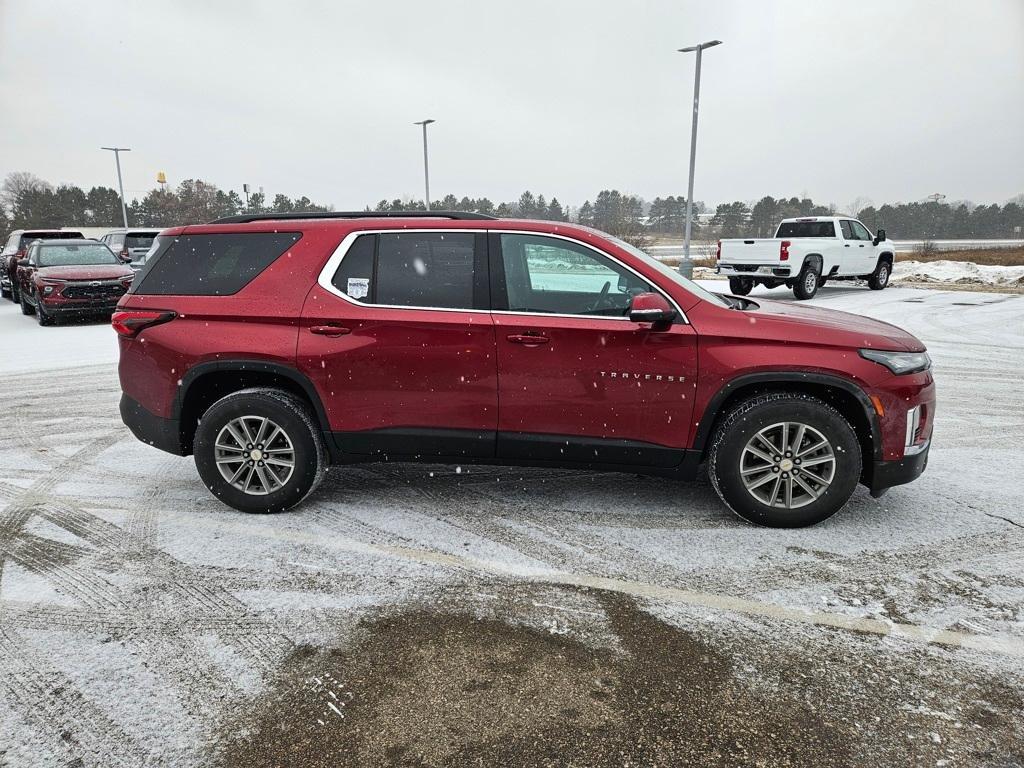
left=214, top=416, right=296, bottom=495
left=739, top=421, right=836, bottom=509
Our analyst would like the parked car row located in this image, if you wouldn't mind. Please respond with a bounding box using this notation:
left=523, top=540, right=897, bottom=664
left=1, top=227, right=165, bottom=325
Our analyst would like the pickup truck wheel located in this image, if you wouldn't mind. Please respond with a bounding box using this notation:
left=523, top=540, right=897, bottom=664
left=708, top=392, right=861, bottom=527
left=19, top=290, right=35, bottom=316
left=868, top=260, right=891, bottom=290
left=728, top=277, right=754, bottom=296
left=793, top=265, right=820, bottom=300
left=194, top=388, right=327, bottom=514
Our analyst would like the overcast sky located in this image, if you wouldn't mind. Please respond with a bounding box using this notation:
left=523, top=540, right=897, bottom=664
left=2, top=0, right=1022, bottom=211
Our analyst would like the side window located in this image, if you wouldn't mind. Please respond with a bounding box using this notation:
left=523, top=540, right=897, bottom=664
left=330, top=232, right=481, bottom=310
left=27, top=245, right=37, bottom=265
left=839, top=220, right=853, bottom=240
left=850, top=221, right=872, bottom=241
left=331, top=234, right=376, bottom=302
left=132, top=232, right=301, bottom=296
left=499, top=234, right=652, bottom=317
left=110, top=234, right=125, bottom=250
left=377, top=232, right=476, bottom=309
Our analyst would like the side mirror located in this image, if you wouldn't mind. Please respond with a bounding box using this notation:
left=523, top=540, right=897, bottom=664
left=629, top=292, right=676, bottom=326
left=874, top=228, right=886, bottom=245
left=16, top=258, right=29, bottom=267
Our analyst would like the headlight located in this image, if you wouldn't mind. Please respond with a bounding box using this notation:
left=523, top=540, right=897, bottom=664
left=859, top=349, right=931, bottom=375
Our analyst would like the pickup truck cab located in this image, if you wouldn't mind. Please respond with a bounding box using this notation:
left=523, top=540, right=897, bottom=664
left=717, top=217, right=895, bottom=300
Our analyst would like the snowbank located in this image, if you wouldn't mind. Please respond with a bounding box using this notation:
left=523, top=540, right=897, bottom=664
left=892, top=260, right=1024, bottom=287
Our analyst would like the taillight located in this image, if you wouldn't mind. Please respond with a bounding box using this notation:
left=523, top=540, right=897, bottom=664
left=780, top=240, right=791, bottom=261
left=716, top=240, right=722, bottom=260
left=111, top=310, right=176, bottom=337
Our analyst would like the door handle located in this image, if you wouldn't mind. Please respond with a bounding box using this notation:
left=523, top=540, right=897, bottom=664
left=507, top=333, right=549, bottom=345
left=310, top=324, right=351, bottom=337
left=844, top=244, right=850, bottom=247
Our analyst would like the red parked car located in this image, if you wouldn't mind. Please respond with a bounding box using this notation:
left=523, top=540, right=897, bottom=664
left=114, top=212, right=934, bottom=527
left=1, top=229, right=84, bottom=302
left=17, top=239, right=135, bottom=324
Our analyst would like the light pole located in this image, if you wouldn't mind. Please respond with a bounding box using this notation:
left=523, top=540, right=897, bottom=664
left=101, top=146, right=131, bottom=228
left=413, top=119, right=435, bottom=210
left=677, top=40, right=721, bottom=272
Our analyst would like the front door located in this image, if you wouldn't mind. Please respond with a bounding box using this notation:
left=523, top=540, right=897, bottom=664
left=491, top=232, right=698, bottom=467
left=849, top=220, right=878, bottom=273
left=299, top=230, right=498, bottom=458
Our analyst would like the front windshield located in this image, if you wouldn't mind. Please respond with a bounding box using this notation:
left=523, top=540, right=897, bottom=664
left=588, top=230, right=730, bottom=309
left=37, top=243, right=119, bottom=267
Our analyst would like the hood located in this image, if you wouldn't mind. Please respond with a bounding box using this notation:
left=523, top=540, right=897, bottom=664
left=749, top=298, right=926, bottom=352
left=36, top=265, right=134, bottom=281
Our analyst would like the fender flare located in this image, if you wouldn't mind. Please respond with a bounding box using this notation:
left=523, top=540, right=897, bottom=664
left=176, top=359, right=332, bottom=435
left=691, top=370, right=881, bottom=460
left=799, top=253, right=824, bottom=274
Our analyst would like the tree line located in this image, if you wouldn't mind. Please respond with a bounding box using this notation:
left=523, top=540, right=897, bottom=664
left=2, top=172, right=1021, bottom=241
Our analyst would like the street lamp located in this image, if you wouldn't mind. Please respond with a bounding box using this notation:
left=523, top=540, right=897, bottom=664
left=677, top=40, right=721, bottom=272
left=413, top=119, right=435, bottom=210
left=101, top=146, right=131, bottom=228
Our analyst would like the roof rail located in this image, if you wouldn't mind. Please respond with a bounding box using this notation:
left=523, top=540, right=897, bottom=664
left=207, top=210, right=497, bottom=224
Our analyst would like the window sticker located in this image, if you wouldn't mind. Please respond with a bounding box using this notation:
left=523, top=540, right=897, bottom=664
left=347, top=277, right=370, bottom=299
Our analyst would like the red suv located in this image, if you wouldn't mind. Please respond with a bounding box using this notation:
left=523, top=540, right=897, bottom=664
left=115, top=212, right=934, bottom=527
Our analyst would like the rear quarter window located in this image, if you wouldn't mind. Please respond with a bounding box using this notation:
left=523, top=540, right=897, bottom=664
left=131, top=232, right=301, bottom=296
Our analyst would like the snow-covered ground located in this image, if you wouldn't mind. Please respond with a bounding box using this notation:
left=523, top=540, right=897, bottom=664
left=1, top=283, right=1022, bottom=765
left=892, top=259, right=1024, bottom=287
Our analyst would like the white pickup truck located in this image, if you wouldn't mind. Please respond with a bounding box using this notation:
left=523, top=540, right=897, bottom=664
left=716, top=216, right=895, bottom=299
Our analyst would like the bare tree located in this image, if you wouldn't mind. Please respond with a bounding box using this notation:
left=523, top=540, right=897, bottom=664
left=1, top=171, right=52, bottom=213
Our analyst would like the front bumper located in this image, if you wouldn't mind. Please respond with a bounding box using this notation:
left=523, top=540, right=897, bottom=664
left=120, top=394, right=185, bottom=455
left=868, top=440, right=930, bottom=497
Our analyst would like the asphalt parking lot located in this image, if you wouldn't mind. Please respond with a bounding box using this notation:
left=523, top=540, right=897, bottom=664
left=1, top=282, right=1022, bottom=766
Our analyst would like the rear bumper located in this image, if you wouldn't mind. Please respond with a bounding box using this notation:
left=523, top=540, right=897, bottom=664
left=717, top=264, right=792, bottom=277
left=120, top=394, right=185, bottom=455
left=868, top=440, right=930, bottom=497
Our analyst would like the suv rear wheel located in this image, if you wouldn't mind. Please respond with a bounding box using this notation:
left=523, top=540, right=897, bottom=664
left=708, top=392, right=861, bottom=527
left=194, top=388, right=327, bottom=513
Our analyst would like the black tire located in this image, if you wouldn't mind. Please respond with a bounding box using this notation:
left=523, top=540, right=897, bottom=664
left=793, top=262, right=820, bottom=300
left=36, top=302, right=52, bottom=326
left=19, top=290, right=35, bottom=316
left=868, top=259, right=891, bottom=290
left=0, top=285, right=9, bottom=300
left=193, top=388, right=327, bottom=514
left=728, top=277, right=754, bottom=296
left=708, top=392, right=862, bottom=528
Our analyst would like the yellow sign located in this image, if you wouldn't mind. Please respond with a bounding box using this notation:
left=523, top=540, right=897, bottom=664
left=157, top=171, right=167, bottom=184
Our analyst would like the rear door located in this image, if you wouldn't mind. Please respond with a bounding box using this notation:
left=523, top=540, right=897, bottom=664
left=299, top=230, right=499, bottom=459
left=491, top=232, right=697, bottom=466
left=837, top=220, right=859, bottom=275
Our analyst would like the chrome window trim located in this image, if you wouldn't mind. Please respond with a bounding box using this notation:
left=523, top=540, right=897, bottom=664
left=316, top=228, right=689, bottom=324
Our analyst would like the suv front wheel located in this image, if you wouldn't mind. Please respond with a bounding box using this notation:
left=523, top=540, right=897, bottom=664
left=708, top=392, right=861, bottom=527
left=194, top=388, right=327, bottom=513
